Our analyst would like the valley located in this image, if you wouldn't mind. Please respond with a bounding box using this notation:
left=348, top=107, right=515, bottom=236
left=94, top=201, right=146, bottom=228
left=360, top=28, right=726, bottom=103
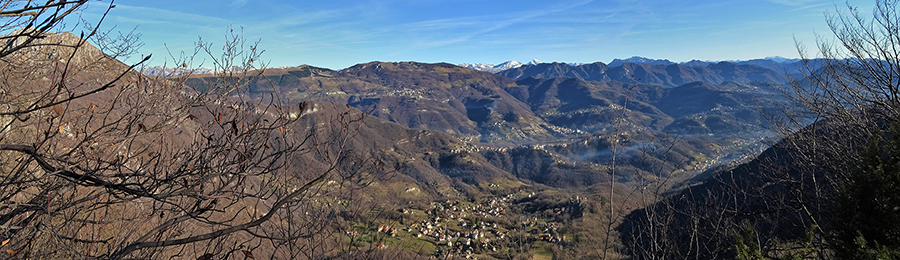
left=170, top=57, right=800, bottom=258
left=184, top=59, right=794, bottom=182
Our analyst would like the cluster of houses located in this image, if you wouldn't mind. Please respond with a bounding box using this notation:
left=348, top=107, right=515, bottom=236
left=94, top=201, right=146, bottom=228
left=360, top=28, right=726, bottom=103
left=404, top=197, right=517, bottom=258
left=367, top=193, right=583, bottom=259
left=376, top=225, right=398, bottom=237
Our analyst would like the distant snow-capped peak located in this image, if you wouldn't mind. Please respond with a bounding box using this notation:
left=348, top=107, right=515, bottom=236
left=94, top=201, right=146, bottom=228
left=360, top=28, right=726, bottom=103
left=459, top=59, right=543, bottom=73
left=495, top=60, right=524, bottom=70
left=458, top=63, right=494, bottom=71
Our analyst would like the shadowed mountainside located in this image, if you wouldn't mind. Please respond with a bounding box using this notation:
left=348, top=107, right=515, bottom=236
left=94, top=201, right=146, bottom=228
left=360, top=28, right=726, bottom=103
left=497, top=61, right=791, bottom=87
left=179, top=61, right=792, bottom=190
left=617, top=117, right=868, bottom=259
left=187, top=62, right=556, bottom=144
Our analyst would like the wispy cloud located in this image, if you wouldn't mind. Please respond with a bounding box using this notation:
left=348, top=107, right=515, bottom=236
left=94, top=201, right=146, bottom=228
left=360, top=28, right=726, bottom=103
left=113, top=4, right=232, bottom=26
left=767, top=0, right=823, bottom=6
left=409, top=0, right=596, bottom=48
left=788, top=2, right=831, bottom=12
left=229, top=0, right=248, bottom=9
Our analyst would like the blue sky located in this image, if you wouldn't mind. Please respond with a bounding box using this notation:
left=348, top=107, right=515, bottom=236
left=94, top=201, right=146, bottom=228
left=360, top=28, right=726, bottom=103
left=72, top=0, right=872, bottom=70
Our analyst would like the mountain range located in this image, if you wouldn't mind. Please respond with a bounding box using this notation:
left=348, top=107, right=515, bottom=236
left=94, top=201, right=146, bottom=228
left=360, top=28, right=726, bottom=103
left=174, top=56, right=797, bottom=192
left=141, top=56, right=802, bottom=77
left=458, top=56, right=803, bottom=75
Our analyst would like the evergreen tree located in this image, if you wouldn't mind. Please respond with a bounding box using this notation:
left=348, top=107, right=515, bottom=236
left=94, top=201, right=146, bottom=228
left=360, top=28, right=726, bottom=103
left=830, top=125, right=900, bottom=259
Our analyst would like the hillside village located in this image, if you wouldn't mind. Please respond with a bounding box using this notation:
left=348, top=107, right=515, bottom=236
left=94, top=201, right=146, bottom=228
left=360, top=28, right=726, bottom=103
left=347, top=191, right=589, bottom=259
